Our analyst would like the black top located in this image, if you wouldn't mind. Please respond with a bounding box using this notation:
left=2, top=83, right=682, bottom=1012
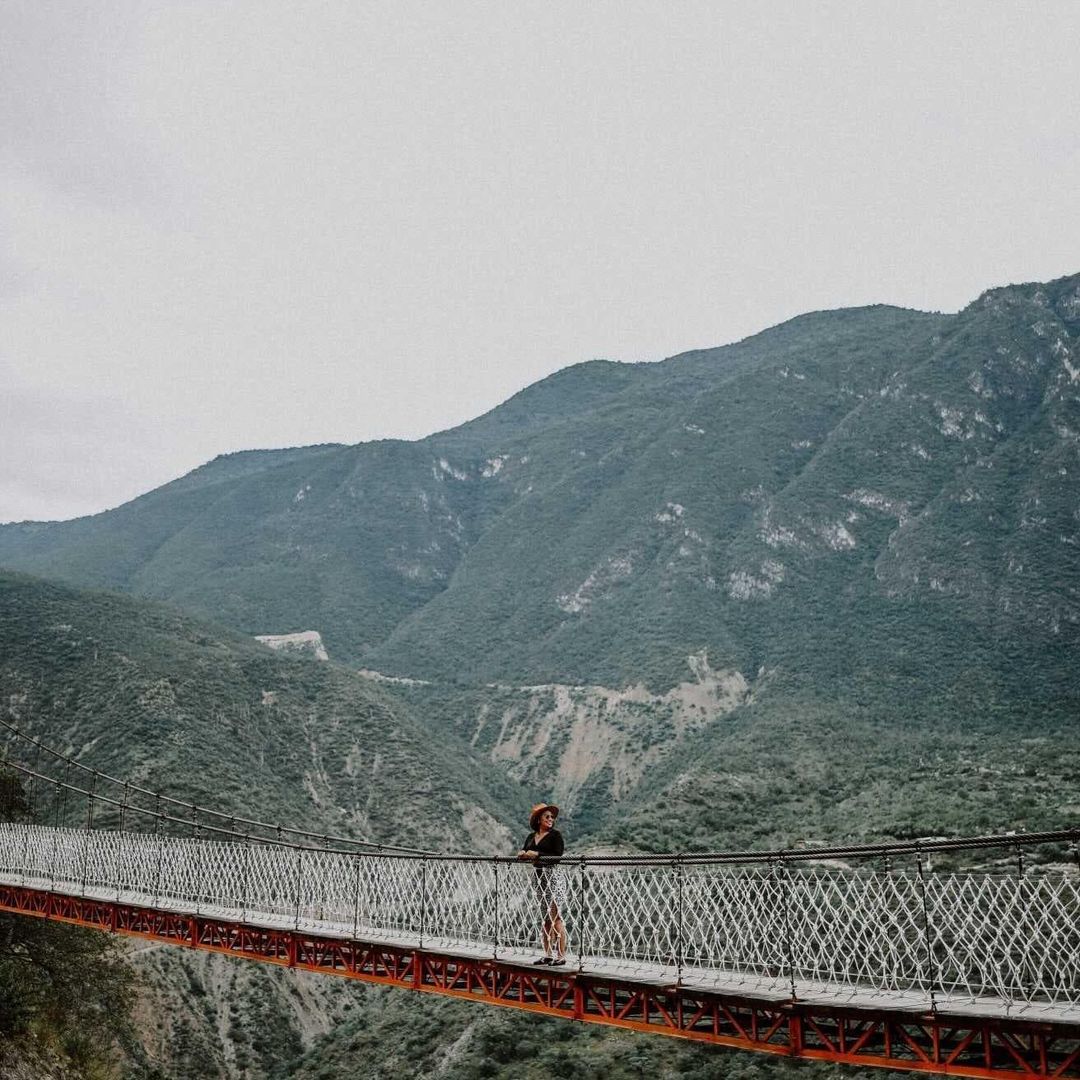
left=521, top=828, right=564, bottom=861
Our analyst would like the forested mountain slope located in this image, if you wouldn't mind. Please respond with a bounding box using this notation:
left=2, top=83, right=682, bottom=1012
left=0, top=305, right=947, bottom=675
left=0, top=572, right=524, bottom=849
left=3, top=277, right=1078, bottom=700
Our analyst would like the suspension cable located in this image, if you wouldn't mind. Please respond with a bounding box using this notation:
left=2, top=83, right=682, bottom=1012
left=2, top=754, right=1078, bottom=868
left=0, top=715, right=435, bottom=856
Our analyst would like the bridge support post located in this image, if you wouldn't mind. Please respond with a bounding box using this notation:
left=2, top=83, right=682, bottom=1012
left=788, top=1010, right=803, bottom=1056
left=573, top=979, right=585, bottom=1022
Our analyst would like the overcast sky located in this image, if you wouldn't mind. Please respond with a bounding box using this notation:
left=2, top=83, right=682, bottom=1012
left=2, top=2, right=1078, bottom=522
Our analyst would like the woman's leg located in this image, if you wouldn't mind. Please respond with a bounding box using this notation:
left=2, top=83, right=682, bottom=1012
left=537, top=876, right=555, bottom=956
left=548, top=902, right=567, bottom=959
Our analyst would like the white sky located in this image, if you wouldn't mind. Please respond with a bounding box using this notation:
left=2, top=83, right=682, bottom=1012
left=2, top=1, right=1078, bottom=523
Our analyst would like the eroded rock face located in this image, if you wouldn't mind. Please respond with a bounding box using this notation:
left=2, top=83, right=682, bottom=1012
left=471, top=653, right=750, bottom=816
left=255, top=630, right=329, bottom=661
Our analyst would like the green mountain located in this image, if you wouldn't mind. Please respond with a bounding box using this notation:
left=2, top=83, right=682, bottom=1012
left=0, top=305, right=950, bottom=677
left=4, top=276, right=1078, bottom=699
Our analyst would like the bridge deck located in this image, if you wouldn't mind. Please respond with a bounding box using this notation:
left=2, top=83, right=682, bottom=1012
left=5, top=870, right=1075, bottom=1027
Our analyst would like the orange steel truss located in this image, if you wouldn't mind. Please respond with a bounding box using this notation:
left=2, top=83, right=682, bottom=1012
left=3, top=883, right=1079, bottom=1079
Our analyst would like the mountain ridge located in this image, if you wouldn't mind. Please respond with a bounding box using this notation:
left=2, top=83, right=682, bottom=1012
left=2, top=275, right=1077, bottom=691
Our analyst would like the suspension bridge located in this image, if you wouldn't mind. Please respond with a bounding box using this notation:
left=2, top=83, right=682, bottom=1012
left=1, top=723, right=1079, bottom=1078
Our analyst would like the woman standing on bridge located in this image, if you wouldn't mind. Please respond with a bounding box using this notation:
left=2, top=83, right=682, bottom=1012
left=517, top=803, right=568, bottom=966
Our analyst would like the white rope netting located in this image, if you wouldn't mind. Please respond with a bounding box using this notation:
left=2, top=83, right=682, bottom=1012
left=1, top=822, right=1077, bottom=1014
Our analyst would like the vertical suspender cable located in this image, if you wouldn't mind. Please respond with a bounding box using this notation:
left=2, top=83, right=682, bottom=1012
left=492, top=860, right=500, bottom=961
left=775, top=856, right=797, bottom=1001
left=239, top=821, right=250, bottom=925
left=21, top=760, right=36, bottom=888
left=116, top=781, right=130, bottom=903
left=675, top=856, right=685, bottom=986
left=293, top=844, right=304, bottom=932
left=152, top=794, right=164, bottom=909
left=80, top=770, right=97, bottom=897
left=59, top=761, right=70, bottom=827
left=577, top=860, right=587, bottom=974
left=23, top=762, right=35, bottom=883
left=25, top=737, right=41, bottom=887
left=1014, top=840, right=1031, bottom=1002
left=320, top=834, right=330, bottom=924
left=49, top=768, right=64, bottom=891
left=49, top=769, right=61, bottom=830
left=419, top=857, right=427, bottom=950
left=915, top=845, right=939, bottom=1016
left=17, top=799, right=29, bottom=889
left=192, top=803, right=202, bottom=916
left=352, top=851, right=362, bottom=942
left=27, top=735, right=41, bottom=824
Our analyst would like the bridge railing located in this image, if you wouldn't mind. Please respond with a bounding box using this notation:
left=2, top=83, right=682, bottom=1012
left=2, top=755, right=1079, bottom=1017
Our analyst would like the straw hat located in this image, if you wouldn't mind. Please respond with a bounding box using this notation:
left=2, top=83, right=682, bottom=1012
left=529, top=802, right=560, bottom=830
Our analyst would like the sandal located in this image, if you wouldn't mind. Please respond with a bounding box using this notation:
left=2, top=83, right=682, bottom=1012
left=551, top=958, right=566, bottom=967
left=533, top=956, right=554, bottom=965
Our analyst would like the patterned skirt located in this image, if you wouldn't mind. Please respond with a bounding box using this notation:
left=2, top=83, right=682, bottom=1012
left=534, top=866, right=569, bottom=911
